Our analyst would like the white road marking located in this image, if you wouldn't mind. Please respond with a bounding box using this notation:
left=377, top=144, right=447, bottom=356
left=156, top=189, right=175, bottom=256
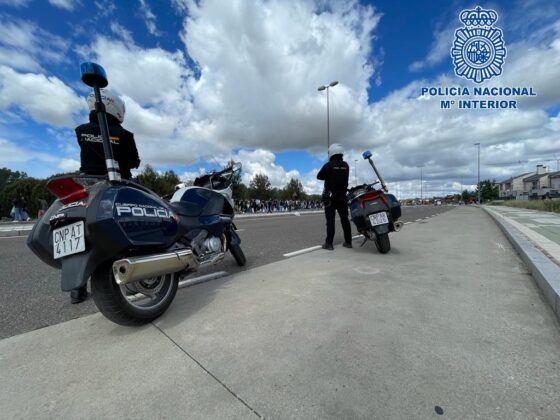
left=127, top=271, right=230, bottom=302
left=179, top=271, right=229, bottom=288
left=415, top=219, right=422, bottom=222
left=285, top=235, right=365, bottom=258
left=353, top=266, right=381, bottom=275
left=236, top=229, right=246, bottom=232
left=283, top=245, right=322, bottom=258
left=404, top=222, right=412, bottom=225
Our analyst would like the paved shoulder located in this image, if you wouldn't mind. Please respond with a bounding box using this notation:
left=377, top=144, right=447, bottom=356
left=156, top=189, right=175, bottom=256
left=2, top=206, right=559, bottom=419
left=485, top=205, right=560, bottom=321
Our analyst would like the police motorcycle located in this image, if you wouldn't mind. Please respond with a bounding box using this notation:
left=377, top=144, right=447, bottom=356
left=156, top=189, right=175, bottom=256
left=27, top=62, right=245, bottom=325
left=346, top=151, right=403, bottom=253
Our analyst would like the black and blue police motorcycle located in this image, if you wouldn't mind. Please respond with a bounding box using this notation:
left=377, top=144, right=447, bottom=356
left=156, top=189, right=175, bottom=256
left=27, top=63, right=245, bottom=326
left=346, top=151, right=403, bottom=253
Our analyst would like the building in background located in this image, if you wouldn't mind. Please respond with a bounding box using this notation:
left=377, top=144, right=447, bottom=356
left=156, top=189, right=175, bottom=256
left=498, top=165, right=560, bottom=200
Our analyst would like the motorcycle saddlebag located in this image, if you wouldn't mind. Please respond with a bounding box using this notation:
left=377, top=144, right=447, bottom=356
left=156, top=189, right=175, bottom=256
left=386, top=194, right=401, bottom=220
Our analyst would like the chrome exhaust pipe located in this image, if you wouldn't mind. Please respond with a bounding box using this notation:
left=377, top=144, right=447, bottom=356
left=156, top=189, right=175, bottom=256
left=393, top=221, right=404, bottom=232
left=113, top=249, right=194, bottom=285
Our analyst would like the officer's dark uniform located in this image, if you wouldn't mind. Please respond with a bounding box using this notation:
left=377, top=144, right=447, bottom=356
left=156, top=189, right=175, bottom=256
left=75, top=112, right=140, bottom=179
left=317, top=154, right=352, bottom=247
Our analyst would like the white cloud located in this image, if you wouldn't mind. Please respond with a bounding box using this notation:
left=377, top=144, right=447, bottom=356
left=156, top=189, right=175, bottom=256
left=409, top=27, right=455, bottom=72
left=0, top=0, right=31, bottom=6
left=0, top=15, right=70, bottom=72
left=226, top=149, right=300, bottom=189
left=138, top=0, right=160, bottom=36
left=0, top=138, right=57, bottom=165
left=0, top=66, right=86, bottom=127
left=94, top=0, right=116, bottom=16
left=110, top=22, right=134, bottom=44
left=57, top=158, right=81, bottom=171
left=180, top=0, right=380, bottom=153
left=48, top=0, right=79, bottom=11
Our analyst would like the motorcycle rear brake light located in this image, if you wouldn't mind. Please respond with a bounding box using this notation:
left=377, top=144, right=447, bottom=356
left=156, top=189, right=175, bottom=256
left=47, top=177, right=89, bottom=204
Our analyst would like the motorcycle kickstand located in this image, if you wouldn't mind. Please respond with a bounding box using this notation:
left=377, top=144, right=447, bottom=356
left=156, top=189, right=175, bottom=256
left=360, top=237, right=368, bottom=247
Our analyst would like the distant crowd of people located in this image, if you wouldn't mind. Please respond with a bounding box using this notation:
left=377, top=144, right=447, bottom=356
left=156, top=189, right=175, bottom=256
left=6, top=194, right=48, bottom=222
left=234, top=199, right=323, bottom=214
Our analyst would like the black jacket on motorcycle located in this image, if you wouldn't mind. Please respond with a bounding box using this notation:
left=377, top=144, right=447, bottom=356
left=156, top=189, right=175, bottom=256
left=317, top=154, right=350, bottom=201
left=75, top=112, right=140, bottom=179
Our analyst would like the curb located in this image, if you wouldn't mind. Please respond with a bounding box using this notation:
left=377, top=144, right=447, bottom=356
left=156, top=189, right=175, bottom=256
left=0, top=229, right=32, bottom=238
left=484, top=207, right=560, bottom=321
left=236, top=210, right=323, bottom=219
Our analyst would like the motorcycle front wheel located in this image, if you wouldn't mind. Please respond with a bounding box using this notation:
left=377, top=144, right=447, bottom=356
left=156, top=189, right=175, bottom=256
left=229, top=243, right=246, bottom=266
left=375, top=232, right=391, bottom=254
left=91, top=262, right=179, bottom=326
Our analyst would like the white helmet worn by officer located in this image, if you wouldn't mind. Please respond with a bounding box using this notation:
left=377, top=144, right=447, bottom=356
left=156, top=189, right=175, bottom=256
left=328, top=143, right=344, bottom=158
left=86, top=89, right=125, bottom=123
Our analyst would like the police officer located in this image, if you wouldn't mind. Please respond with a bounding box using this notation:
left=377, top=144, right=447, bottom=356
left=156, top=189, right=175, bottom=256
left=71, top=90, right=140, bottom=304
left=317, top=143, right=352, bottom=250
left=76, top=89, right=140, bottom=180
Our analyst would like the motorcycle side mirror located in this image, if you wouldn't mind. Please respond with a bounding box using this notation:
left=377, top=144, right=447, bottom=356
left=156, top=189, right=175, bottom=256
left=80, top=62, right=108, bottom=88
left=362, top=150, right=372, bottom=160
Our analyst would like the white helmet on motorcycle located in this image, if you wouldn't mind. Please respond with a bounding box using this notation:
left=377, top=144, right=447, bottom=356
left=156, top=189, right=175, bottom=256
left=328, top=143, right=344, bottom=158
left=86, top=89, right=125, bottom=123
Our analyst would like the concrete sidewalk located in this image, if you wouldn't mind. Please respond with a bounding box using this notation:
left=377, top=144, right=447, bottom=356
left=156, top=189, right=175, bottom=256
left=485, top=206, right=560, bottom=321
left=1, top=207, right=560, bottom=419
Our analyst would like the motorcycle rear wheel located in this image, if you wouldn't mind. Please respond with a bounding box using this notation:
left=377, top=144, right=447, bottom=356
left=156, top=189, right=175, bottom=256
left=229, top=243, right=246, bottom=266
left=91, top=262, right=179, bottom=326
left=375, top=233, right=391, bottom=254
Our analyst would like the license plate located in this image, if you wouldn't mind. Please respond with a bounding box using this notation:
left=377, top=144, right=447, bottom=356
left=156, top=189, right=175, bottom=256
left=53, top=221, right=85, bottom=259
left=369, top=212, right=388, bottom=226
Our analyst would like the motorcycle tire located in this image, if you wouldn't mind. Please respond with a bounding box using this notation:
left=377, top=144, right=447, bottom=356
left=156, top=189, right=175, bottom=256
left=229, top=243, right=246, bottom=266
left=91, top=262, right=179, bottom=326
left=375, top=233, right=391, bottom=254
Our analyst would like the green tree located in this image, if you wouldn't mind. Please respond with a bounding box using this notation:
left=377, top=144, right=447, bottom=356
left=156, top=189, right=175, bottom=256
left=477, top=179, right=499, bottom=202
left=462, top=189, right=475, bottom=202
left=0, top=177, right=51, bottom=219
left=249, top=173, right=272, bottom=200
left=0, top=167, right=27, bottom=193
left=137, top=165, right=180, bottom=197
left=282, top=178, right=306, bottom=200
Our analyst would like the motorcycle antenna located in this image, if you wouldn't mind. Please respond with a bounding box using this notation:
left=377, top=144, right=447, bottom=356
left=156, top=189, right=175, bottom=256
left=362, top=150, right=388, bottom=192
left=79, top=62, right=121, bottom=182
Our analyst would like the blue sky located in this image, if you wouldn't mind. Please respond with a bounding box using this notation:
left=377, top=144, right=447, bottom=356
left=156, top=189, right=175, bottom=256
left=0, top=0, right=559, bottom=197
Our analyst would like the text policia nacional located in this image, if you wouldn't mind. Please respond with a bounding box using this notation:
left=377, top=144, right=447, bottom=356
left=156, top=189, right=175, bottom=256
left=422, top=86, right=537, bottom=109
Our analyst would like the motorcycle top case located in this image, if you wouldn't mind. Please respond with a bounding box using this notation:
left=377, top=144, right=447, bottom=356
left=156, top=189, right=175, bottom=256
left=385, top=193, right=401, bottom=220
left=27, top=182, right=180, bottom=291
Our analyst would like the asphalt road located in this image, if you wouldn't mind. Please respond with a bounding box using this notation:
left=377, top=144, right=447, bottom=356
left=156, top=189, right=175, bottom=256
left=0, top=205, right=453, bottom=338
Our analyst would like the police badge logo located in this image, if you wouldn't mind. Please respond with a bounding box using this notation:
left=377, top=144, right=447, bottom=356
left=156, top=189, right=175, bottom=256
left=450, top=6, right=506, bottom=83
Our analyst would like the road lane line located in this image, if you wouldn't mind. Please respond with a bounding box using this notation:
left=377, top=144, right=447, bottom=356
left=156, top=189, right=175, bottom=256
left=404, top=222, right=412, bottom=225
left=285, top=235, right=365, bottom=258
left=415, top=219, right=422, bottom=222
left=283, top=245, right=322, bottom=257
left=179, top=271, right=229, bottom=289
left=127, top=271, right=230, bottom=302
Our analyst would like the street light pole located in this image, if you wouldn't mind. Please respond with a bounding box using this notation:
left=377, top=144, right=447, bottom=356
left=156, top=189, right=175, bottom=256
left=318, top=81, right=338, bottom=153
left=420, top=166, right=424, bottom=204
left=354, top=159, right=358, bottom=186
left=474, top=143, right=481, bottom=204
